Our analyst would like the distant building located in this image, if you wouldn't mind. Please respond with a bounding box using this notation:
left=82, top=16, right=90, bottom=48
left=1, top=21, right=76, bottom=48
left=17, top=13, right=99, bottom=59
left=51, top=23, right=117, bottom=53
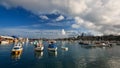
left=0, top=35, right=14, bottom=44
left=0, top=36, right=14, bottom=39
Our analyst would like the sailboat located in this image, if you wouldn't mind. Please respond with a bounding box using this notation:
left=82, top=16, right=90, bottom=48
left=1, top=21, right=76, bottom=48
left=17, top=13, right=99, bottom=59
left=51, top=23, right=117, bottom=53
left=61, top=29, right=68, bottom=51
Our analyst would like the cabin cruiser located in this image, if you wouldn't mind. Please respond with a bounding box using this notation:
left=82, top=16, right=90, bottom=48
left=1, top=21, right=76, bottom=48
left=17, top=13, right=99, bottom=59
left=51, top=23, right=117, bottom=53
left=12, top=42, right=23, bottom=55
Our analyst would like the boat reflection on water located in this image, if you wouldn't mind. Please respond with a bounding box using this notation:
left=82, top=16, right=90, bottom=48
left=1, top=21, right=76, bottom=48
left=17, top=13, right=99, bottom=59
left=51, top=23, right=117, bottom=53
left=11, top=51, right=22, bottom=60
left=81, top=44, right=113, bottom=49
left=48, top=50, right=57, bottom=57
left=34, top=51, right=43, bottom=59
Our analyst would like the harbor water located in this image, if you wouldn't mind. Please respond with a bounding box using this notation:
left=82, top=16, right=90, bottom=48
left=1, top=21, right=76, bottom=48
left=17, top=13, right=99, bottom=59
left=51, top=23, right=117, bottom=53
left=0, top=41, right=120, bottom=68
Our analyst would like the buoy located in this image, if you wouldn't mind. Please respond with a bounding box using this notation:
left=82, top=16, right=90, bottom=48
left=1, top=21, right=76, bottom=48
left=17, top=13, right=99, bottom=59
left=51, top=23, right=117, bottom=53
left=62, top=47, right=68, bottom=51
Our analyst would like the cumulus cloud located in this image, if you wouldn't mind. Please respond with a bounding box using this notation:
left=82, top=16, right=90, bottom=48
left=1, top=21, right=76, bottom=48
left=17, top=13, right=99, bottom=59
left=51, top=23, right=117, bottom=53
left=39, top=15, right=49, bottom=20
left=0, top=0, right=120, bottom=35
left=56, top=15, right=64, bottom=21
left=71, top=0, right=120, bottom=35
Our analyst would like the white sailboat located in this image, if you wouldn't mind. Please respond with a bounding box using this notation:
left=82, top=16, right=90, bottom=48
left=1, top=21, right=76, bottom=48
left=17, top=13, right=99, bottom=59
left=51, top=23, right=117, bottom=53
left=61, top=29, right=68, bottom=51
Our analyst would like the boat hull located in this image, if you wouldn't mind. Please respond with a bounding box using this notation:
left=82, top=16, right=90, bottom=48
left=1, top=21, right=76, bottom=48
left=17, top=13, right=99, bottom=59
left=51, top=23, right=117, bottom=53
left=35, top=47, right=44, bottom=51
left=12, top=48, right=23, bottom=55
left=48, top=47, right=57, bottom=51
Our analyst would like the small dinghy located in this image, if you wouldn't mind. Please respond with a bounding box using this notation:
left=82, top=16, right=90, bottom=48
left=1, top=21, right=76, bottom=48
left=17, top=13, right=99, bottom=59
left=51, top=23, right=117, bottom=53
left=61, top=47, right=68, bottom=51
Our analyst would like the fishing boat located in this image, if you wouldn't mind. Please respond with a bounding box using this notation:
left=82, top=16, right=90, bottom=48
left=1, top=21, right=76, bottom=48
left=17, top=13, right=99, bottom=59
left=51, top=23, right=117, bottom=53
left=48, top=41, right=57, bottom=51
left=12, top=42, right=23, bottom=55
left=34, top=40, right=44, bottom=51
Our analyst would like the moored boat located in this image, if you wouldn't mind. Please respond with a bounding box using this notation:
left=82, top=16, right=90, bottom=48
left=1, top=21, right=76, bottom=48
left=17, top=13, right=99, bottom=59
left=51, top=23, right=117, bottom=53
left=12, top=42, right=23, bottom=55
left=61, top=47, right=68, bottom=51
left=48, top=41, right=57, bottom=51
left=34, top=40, right=44, bottom=51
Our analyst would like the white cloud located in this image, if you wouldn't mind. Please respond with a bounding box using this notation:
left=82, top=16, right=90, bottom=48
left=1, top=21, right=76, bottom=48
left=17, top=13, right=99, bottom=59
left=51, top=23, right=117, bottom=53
left=72, top=17, right=97, bottom=30
left=62, top=29, right=66, bottom=35
left=0, top=0, right=120, bottom=35
left=74, top=17, right=84, bottom=24
left=39, top=15, right=49, bottom=20
left=68, top=0, right=87, bottom=15
left=56, top=15, right=64, bottom=21
left=72, top=24, right=80, bottom=29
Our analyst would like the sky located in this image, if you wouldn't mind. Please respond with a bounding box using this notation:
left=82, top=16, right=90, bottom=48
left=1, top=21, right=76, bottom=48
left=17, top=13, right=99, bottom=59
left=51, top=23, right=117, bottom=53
left=0, top=0, right=120, bottom=38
